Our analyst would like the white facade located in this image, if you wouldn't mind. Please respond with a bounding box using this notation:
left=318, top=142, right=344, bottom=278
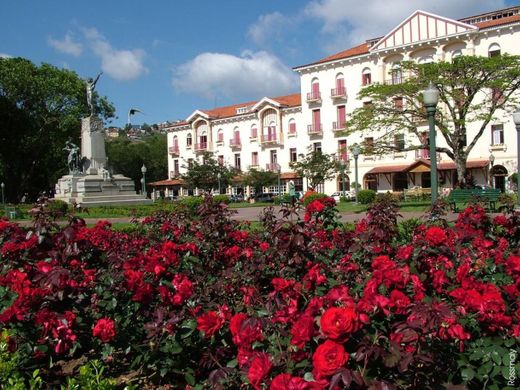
left=161, top=6, right=520, bottom=197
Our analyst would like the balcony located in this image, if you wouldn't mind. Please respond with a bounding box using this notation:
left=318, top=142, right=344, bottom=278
left=306, top=91, right=321, bottom=103
left=248, top=164, right=260, bottom=170
left=332, top=121, right=347, bottom=132
left=415, top=149, right=441, bottom=160
left=194, top=142, right=208, bottom=153
left=336, top=151, right=349, bottom=163
left=260, top=133, right=282, bottom=146
left=168, top=146, right=180, bottom=156
left=330, top=87, right=347, bottom=99
left=229, top=138, right=242, bottom=150
left=169, top=170, right=180, bottom=179
left=307, top=124, right=323, bottom=136
left=266, top=163, right=281, bottom=172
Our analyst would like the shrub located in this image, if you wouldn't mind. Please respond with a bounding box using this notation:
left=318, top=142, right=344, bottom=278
left=45, top=199, right=69, bottom=214
left=301, top=192, right=328, bottom=206
left=176, top=195, right=204, bottom=210
left=273, top=194, right=293, bottom=205
left=357, top=189, right=376, bottom=204
left=212, top=194, right=230, bottom=204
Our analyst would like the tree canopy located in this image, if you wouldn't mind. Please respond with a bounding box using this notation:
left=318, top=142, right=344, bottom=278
left=290, top=150, right=339, bottom=190
left=105, top=134, right=168, bottom=192
left=0, top=57, right=115, bottom=201
left=347, top=55, right=520, bottom=181
left=242, top=168, right=278, bottom=193
left=181, top=152, right=236, bottom=192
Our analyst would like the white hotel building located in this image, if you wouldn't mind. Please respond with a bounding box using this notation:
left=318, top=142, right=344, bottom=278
left=153, top=6, right=520, bottom=198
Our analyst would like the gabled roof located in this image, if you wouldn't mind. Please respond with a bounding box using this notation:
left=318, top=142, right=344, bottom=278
left=370, top=10, right=477, bottom=52
left=186, top=109, right=210, bottom=123
left=295, top=6, right=520, bottom=69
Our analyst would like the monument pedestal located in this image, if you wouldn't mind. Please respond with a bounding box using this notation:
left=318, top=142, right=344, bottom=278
left=54, top=115, right=152, bottom=207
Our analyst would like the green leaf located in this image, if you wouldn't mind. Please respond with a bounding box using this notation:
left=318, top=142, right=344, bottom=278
left=226, top=359, right=238, bottom=368
left=185, top=372, right=195, bottom=386
left=461, top=367, right=475, bottom=382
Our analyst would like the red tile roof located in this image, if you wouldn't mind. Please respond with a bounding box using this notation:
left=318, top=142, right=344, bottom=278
left=474, top=14, right=520, bottom=29
left=149, top=179, right=184, bottom=186
left=298, top=43, right=370, bottom=68
left=365, top=159, right=489, bottom=175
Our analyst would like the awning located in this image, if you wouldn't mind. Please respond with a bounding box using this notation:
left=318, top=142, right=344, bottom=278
left=149, top=179, right=184, bottom=187
left=364, top=159, right=489, bottom=175
left=438, top=159, right=489, bottom=171
left=281, top=172, right=301, bottom=180
left=365, top=164, right=409, bottom=174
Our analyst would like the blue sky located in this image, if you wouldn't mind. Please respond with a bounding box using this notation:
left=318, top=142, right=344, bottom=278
left=1, top=0, right=515, bottom=128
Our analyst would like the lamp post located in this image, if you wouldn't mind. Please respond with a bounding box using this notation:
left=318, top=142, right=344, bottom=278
left=1, top=182, right=4, bottom=214
left=489, top=151, right=495, bottom=188
left=276, top=163, right=281, bottom=194
left=341, top=160, right=346, bottom=196
left=141, top=164, right=147, bottom=195
left=513, top=108, right=520, bottom=207
left=351, top=144, right=360, bottom=204
left=298, top=154, right=307, bottom=192
left=423, top=82, right=440, bottom=204
left=217, top=172, right=222, bottom=195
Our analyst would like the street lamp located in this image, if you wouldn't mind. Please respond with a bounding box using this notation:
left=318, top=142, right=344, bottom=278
left=351, top=144, right=361, bottom=203
left=513, top=108, right=520, bottom=207
left=276, top=163, right=281, bottom=194
left=141, top=164, right=147, bottom=195
left=489, top=151, right=495, bottom=188
left=423, top=82, right=440, bottom=204
left=217, top=172, right=222, bottom=195
left=1, top=183, right=4, bottom=213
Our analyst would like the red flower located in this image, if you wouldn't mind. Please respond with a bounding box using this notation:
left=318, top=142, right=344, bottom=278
left=270, top=373, right=322, bottom=389
left=290, top=315, right=315, bottom=349
left=425, top=226, right=447, bottom=245
left=92, top=318, right=116, bottom=343
left=320, top=306, right=358, bottom=341
left=505, top=255, right=520, bottom=275
left=312, top=340, right=348, bottom=378
left=197, top=311, right=224, bottom=337
left=247, top=353, right=272, bottom=390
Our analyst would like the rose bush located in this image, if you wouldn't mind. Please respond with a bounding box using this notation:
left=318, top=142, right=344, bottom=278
left=0, top=196, right=518, bottom=389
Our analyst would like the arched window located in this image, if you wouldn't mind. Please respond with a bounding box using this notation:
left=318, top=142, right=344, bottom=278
left=262, top=109, right=278, bottom=142
left=391, top=64, right=402, bottom=84
left=308, top=78, right=320, bottom=101
left=217, top=129, right=224, bottom=143
left=451, top=49, right=462, bottom=60
left=333, top=73, right=345, bottom=97
left=186, top=133, right=192, bottom=147
left=418, top=55, right=434, bottom=64
left=362, top=68, right=372, bottom=86
left=288, top=118, right=297, bottom=135
left=488, top=43, right=501, bottom=57
left=231, top=126, right=241, bottom=147
left=250, top=124, right=258, bottom=139
left=172, top=135, right=178, bottom=148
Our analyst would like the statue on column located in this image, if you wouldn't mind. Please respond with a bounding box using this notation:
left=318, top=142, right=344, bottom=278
left=64, top=140, right=80, bottom=173
left=85, top=72, right=102, bottom=116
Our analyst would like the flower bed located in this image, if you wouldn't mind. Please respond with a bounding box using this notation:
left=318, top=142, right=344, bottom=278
left=0, top=196, right=519, bottom=389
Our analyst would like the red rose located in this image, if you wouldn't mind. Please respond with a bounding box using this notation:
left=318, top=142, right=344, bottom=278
left=92, top=318, right=116, bottom=343
left=320, top=307, right=358, bottom=340
left=247, top=353, right=272, bottom=390
left=290, top=315, right=315, bottom=349
left=270, top=373, right=319, bottom=389
left=197, top=311, right=224, bottom=337
left=425, top=226, right=447, bottom=245
left=506, top=255, right=520, bottom=274
left=312, top=340, right=348, bottom=378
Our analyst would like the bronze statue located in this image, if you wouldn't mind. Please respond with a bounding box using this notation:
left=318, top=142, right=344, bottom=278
left=64, top=140, right=80, bottom=173
left=85, top=72, right=102, bottom=116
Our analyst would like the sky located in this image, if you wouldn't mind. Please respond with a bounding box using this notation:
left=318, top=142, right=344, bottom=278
left=1, top=0, right=516, bottom=128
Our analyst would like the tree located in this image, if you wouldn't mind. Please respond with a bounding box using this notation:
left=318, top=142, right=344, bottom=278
left=242, top=168, right=278, bottom=193
left=290, top=150, right=339, bottom=190
left=0, top=57, right=115, bottom=201
left=106, top=134, right=168, bottom=190
left=347, top=55, right=520, bottom=183
left=181, top=152, right=235, bottom=192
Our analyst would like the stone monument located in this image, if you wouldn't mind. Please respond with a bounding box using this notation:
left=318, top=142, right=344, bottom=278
left=54, top=73, right=152, bottom=207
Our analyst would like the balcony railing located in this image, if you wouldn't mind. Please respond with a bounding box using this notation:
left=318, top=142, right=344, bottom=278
left=168, top=146, right=179, bottom=156
left=169, top=170, right=180, bottom=179
left=336, top=151, right=349, bottom=163
left=415, top=149, right=441, bottom=160
left=248, top=164, right=260, bottom=170
left=330, top=87, right=346, bottom=98
left=194, top=142, right=207, bottom=152
left=332, top=121, right=347, bottom=132
left=229, top=138, right=241, bottom=149
left=266, top=163, right=281, bottom=172
left=306, top=91, right=321, bottom=102
left=261, top=133, right=279, bottom=144
left=307, top=124, right=323, bottom=135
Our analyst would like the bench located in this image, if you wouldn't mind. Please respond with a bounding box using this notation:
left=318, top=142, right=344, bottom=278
left=448, top=188, right=501, bottom=212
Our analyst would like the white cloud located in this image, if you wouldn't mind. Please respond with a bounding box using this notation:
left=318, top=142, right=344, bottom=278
left=247, top=12, right=288, bottom=46
left=0, top=53, right=12, bottom=58
left=172, top=51, right=299, bottom=100
left=304, top=0, right=507, bottom=50
left=48, top=32, right=83, bottom=57
left=83, top=27, right=147, bottom=81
